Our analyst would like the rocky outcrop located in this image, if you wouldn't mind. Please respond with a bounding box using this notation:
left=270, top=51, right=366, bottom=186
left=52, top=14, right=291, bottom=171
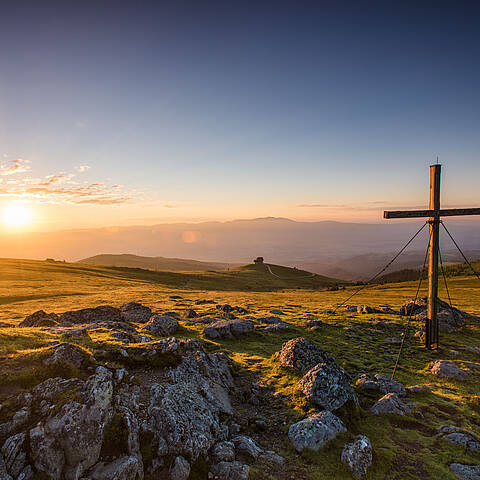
left=170, top=456, right=190, bottom=480
left=209, top=461, right=249, bottom=480
left=370, top=393, right=410, bottom=415
left=120, top=302, right=152, bottom=324
left=341, top=435, right=372, bottom=479
left=429, top=360, right=468, bottom=380
left=140, top=315, right=178, bottom=336
left=43, top=342, right=93, bottom=369
left=59, top=306, right=122, bottom=325
left=277, top=337, right=333, bottom=373
left=19, top=310, right=59, bottom=327
left=203, top=319, right=254, bottom=339
left=298, top=361, right=357, bottom=410
left=288, top=411, right=346, bottom=452
left=449, top=463, right=480, bottom=480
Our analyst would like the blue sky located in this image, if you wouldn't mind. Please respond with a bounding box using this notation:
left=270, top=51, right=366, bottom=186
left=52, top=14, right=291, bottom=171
left=0, top=1, right=479, bottom=230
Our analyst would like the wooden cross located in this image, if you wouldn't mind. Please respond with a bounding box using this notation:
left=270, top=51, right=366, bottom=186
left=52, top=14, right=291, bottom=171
left=384, top=164, right=480, bottom=349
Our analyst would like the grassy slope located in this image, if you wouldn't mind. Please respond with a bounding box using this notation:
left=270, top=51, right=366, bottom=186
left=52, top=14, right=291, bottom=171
left=77, top=253, right=237, bottom=271
left=0, top=258, right=479, bottom=479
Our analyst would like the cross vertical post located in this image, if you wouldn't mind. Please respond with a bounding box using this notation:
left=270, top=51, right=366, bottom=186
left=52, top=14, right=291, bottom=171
left=427, top=164, right=441, bottom=349
left=383, top=164, right=480, bottom=350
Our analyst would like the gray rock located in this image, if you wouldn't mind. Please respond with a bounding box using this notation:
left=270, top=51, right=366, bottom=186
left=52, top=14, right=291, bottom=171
left=288, top=411, right=346, bottom=453
left=169, top=456, right=190, bottom=480
left=406, top=384, right=431, bottom=393
left=43, top=342, right=92, bottom=369
left=257, top=316, right=283, bottom=324
left=450, top=463, right=480, bottom=480
left=59, top=305, right=122, bottom=325
left=120, top=302, right=152, bottom=323
left=258, top=450, right=285, bottom=466
left=356, top=373, right=406, bottom=396
left=29, top=424, right=64, bottom=480
left=203, top=319, right=254, bottom=339
left=232, top=435, right=263, bottom=460
left=443, top=432, right=480, bottom=452
left=0, top=452, right=12, bottom=480
left=209, top=461, right=249, bottom=480
left=1, top=432, right=28, bottom=479
left=430, top=360, right=468, bottom=380
left=181, top=309, right=198, bottom=319
left=298, top=361, right=357, bottom=410
left=346, top=306, right=358, bottom=312
left=19, top=310, right=59, bottom=327
left=141, top=315, right=178, bottom=336
left=258, top=322, right=288, bottom=332
left=371, top=393, right=410, bottom=415
left=277, top=337, right=333, bottom=373
left=269, top=309, right=285, bottom=315
left=341, top=435, right=372, bottom=479
left=211, top=441, right=235, bottom=463
left=90, top=456, right=141, bottom=480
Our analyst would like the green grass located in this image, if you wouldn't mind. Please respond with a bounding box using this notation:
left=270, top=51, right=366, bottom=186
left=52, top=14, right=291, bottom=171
left=0, top=257, right=479, bottom=479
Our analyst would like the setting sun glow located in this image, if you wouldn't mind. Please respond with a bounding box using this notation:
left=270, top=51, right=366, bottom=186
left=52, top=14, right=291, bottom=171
left=2, top=203, right=33, bottom=228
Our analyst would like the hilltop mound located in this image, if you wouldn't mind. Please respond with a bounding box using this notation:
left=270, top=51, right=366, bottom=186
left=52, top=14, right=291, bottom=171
left=77, top=253, right=236, bottom=271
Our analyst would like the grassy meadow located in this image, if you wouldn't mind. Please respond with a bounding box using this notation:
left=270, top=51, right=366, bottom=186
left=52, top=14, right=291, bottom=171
left=0, top=257, right=479, bottom=479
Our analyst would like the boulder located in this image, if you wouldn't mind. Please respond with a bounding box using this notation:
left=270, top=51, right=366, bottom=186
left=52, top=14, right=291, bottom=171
left=203, top=319, right=254, bottom=339
left=120, top=302, right=152, bottom=323
left=406, top=384, right=431, bottom=394
left=43, top=342, right=92, bottom=369
left=18, top=310, right=59, bottom=327
left=277, top=337, right=333, bottom=373
left=231, top=435, right=263, bottom=460
left=258, top=322, right=288, bottom=332
left=297, top=362, right=357, bottom=410
left=141, top=315, right=178, bottom=336
left=1, top=432, right=30, bottom=479
left=443, top=432, right=480, bottom=452
left=371, top=393, right=410, bottom=415
left=170, top=456, right=190, bottom=480
left=269, top=309, right=285, bottom=315
left=415, top=309, right=467, bottom=332
left=0, top=452, right=12, bottom=480
left=288, top=411, right=346, bottom=452
left=59, top=306, right=122, bottom=325
left=341, top=435, right=372, bottom=479
left=90, top=456, right=141, bottom=480
left=147, top=343, right=233, bottom=461
left=356, top=374, right=406, bottom=396
left=449, top=463, right=480, bottom=480
left=257, top=316, right=282, bottom=324
left=258, top=450, right=285, bottom=466
left=209, top=461, right=249, bottom=480
left=181, top=309, right=198, bottom=319
left=29, top=425, right=64, bottom=480
left=429, top=360, right=468, bottom=380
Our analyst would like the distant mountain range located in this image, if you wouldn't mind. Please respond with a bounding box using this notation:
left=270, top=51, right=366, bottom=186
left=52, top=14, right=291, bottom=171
left=3, top=217, right=480, bottom=280
left=78, top=254, right=236, bottom=272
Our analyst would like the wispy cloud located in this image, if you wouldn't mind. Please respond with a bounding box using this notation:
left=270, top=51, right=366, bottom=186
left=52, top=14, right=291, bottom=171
left=0, top=159, right=30, bottom=176
left=75, top=165, right=91, bottom=173
left=0, top=160, right=135, bottom=206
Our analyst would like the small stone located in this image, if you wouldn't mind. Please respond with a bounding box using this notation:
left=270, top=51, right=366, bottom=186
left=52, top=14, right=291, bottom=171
left=170, top=456, right=190, bottom=480
left=258, top=450, right=285, bottom=466
left=371, top=393, right=410, bottom=415
left=288, top=411, right=346, bottom=453
left=341, top=435, right=372, bottom=479
left=429, top=360, right=468, bottom=380
left=232, top=435, right=263, bottom=460
left=406, top=384, right=431, bottom=393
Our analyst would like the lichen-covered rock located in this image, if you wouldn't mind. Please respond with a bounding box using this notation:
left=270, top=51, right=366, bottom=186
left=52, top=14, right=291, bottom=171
left=288, top=411, right=346, bottom=453
left=449, top=463, right=480, bottom=480
left=35, top=367, right=114, bottom=480
left=356, top=374, right=406, bottom=396
left=258, top=322, right=288, bottom=332
left=147, top=344, right=233, bottom=461
left=258, top=450, right=285, bottom=466
left=1, top=432, right=29, bottom=479
left=29, top=425, right=64, bottom=480
left=120, top=302, right=152, bottom=323
left=443, top=432, right=480, bottom=452
left=209, top=461, right=249, bottom=480
left=211, top=441, right=235, bottom=463
left=0, top=452, right=12, bottom=480
left=371, top=393, right=410, bottom=415
left=90, top=456, right=141, bottom=480
left=203, top=319, right=254, bottom=339
left=59, top=305, right=122, bottom=325
left=341, top=435, right=372, bottom=479
left=170, top=456, right=190, bottom=480
left=277, top=337, right=333, bottom=373
left=429, top=360, right=468, bottom=380
left=141, top=315, right=178, bottom=336
left=406, top=384, right=431, bottom=394
left=297, top=361, right=357, bottom=410
left=18, top=310, right=59, bottom=327
left=43, top=342, right=92, bottom=369
left=232, top=435, right=263, bottom=460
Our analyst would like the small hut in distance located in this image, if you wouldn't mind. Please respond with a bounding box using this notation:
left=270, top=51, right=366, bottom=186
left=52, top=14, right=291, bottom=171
left=253, top=257, right=264, bottom=264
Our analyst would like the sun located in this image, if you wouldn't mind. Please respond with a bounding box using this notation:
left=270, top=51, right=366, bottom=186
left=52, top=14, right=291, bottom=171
left=2, top=203, right=33, bottom=228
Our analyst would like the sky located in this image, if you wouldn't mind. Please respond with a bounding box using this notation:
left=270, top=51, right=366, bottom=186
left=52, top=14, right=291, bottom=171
left=0, top=1, right=479, bottom=232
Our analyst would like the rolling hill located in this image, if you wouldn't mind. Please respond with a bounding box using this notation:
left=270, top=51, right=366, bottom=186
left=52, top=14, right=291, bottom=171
left=77, top=253, right=237, bottom=271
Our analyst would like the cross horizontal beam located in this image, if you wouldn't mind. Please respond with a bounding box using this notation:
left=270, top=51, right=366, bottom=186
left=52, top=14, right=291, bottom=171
left=383, top=207, right=480, bottom=219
